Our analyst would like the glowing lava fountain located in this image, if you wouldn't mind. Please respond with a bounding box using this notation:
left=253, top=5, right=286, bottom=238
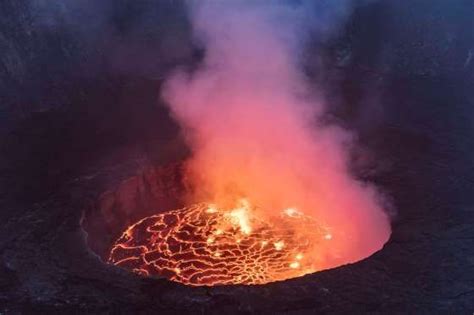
left=108, top=200, right=334, bottom=286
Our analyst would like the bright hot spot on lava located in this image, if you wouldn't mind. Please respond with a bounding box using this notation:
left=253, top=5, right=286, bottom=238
left=108, top=199, right=334, bottom=286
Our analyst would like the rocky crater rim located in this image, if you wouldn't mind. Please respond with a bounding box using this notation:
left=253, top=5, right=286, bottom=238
left=80, top=163, right=391, bottom=287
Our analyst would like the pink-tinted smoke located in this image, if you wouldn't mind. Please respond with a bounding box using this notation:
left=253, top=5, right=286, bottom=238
left=162, top=1, right=391, bottom=269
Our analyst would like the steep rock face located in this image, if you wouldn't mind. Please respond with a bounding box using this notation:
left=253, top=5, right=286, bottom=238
left=83, top=163, right=187, bottom=259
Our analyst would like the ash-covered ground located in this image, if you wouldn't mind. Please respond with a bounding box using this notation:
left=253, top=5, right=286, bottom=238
left=1, top=1, right=474, bottom=314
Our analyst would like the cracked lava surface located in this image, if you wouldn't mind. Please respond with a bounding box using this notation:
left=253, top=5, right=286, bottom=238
left=108, top=200, right=333, bottom=286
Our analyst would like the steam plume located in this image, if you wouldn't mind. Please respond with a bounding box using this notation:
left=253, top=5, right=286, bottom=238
left=162, top=1, right=390, bottom=267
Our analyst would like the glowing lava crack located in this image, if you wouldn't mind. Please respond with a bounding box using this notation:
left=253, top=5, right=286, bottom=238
left=108, top=201, right=332, bottom=286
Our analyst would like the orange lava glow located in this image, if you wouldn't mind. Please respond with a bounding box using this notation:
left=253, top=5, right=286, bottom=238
left=108, top=200, right=332, bottom=286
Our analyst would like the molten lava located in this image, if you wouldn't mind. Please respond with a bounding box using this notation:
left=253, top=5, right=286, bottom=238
left=108, top=200, right=332, bottom=286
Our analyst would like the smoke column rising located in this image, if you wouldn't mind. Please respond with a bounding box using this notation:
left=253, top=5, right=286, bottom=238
left=163, top=1, right=391, bottom=268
